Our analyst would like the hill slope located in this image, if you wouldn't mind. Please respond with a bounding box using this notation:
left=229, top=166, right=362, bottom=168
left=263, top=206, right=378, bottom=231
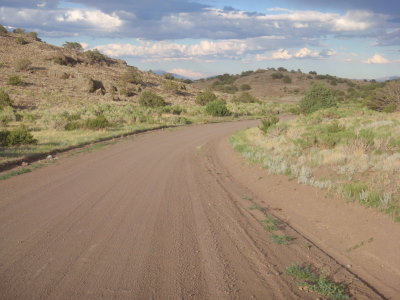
left=193, top=68, right=364, bottom=103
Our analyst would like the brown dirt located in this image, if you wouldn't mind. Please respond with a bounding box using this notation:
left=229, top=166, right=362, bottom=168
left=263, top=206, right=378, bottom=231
left=0, top=120, right=393, bottom=299
left=0, top=33, right=199, bottom=107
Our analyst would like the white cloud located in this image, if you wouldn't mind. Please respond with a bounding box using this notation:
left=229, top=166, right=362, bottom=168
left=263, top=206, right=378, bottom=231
left=272, top=49, right=293, bottom=60
left=56, top=9, right=123, bottom=31
left=294, top=48, right=320, bottom=58
left=363, top=54, right=390, bottom=64
left=168, top=68, right=205, bottom=79
left=95, top=36, right=293, bottom=61
left=256, top=47, right=336, bottom=61
left=333, top=10, right=375, bottom=31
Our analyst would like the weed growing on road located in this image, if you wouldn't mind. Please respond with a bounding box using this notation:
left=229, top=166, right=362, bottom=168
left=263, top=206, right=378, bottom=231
left=272, top=234, right=295, bottom=245
left=346, top=237, right=374, bottom=253
left=286, top=264, right=349, bottom=300
left=263, top=216, right=280, bottom=231
left=249, top=203, right=263, bottom=211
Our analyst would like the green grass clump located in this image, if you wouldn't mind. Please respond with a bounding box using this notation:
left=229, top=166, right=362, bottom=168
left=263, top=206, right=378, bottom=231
left=286, top=264, right=349, bottom=300
left=272, top=234, right=295, bottom=245
left=233, top=92, right=259, bottom=103
left=195, top=90, right=218, bottom=105
left=205, top=100, right=231, bottom=116
left=262, top=216, right=280, bottom=231
left=259, top=115, right=279, bottom=134
left=65, top=115, right=111, bottom=130
left=0, top=127, right=37, bottom=147
left=139, top=91, right=166, bottom=108
left=0, top=89, right=12, bottom=109
left=8, top=75, right=23, bottom=86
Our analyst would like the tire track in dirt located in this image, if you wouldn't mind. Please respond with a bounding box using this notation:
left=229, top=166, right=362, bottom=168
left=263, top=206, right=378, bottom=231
left=0, top=121, right=385, bottom=299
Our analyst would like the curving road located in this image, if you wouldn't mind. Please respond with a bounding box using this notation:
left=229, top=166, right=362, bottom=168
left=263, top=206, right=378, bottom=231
left=0, top=121, right=382, bottom=299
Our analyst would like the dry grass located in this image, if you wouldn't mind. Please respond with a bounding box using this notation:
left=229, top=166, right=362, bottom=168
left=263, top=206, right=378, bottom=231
left=231, top=104, right=400, bottom=220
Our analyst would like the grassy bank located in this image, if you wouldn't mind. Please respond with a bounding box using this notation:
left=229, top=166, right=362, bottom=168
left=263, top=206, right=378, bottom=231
left=231, top=104, right=400, bottom=221
left=1, top=98, right=292, bottom=167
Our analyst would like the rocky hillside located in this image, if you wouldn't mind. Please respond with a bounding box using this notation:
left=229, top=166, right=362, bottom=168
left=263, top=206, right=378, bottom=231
left=0, top=31, right=200, bottom=108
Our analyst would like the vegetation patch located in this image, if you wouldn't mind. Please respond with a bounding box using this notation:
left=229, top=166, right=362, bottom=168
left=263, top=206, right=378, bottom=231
left=139, top=91, right=166, bottom=108
left=0, top=127, right=37, bottom=147
left=286, top=264, right=349, bottom=300
left=271, top=234, right=295, bottom=245
left=195, top=90, right=218, bottom=105
left=7, top=75, right=23, bottom=86
left=231, top=103, right=400, bottom=220
left=205, top=100, right=231, bottom=117
left=262, top=216, right=280, bottom=231
left=299, top=83, right=338, bottom=114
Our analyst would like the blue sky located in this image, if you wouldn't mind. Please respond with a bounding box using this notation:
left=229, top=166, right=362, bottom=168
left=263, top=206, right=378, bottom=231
left=1, top=0, right=399, bottom=79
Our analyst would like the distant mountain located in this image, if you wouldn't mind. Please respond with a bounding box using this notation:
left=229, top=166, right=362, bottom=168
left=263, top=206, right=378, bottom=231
left=376, top=76, right=400, bottom=82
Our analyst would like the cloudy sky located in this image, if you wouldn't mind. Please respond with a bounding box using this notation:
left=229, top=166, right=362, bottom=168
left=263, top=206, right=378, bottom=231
left=1, top=0, right=399, bottom=79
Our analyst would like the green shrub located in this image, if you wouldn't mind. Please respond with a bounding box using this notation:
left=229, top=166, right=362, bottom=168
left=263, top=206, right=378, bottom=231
left=259, top=115, right=279, bottom=134
left=0, top=90, right=12, bottom=109
left=163, top=80, right=185, bottom=93
left=283, top=75, right=292, bottom=84
left=16, top=37, right=28, bottom=45
left=28, top=32, right=40, bottom=41
left=85, top=115, right=110, bottom=130
left=64, top=121, right=82, bottom=131
left=240, top=83, right=251, bottom=91
left=121, top=67, right=142, bottom=84
left=271, top=73, right=284, bottom=79
left=7, top=75, right=22, bottom=86
left=85, top=49, right=108, bottom=64
left=0, top=24, right=7, bottom=35
left=195, top=90, right=218, bottom=105
left=0, top=127, right=37, bottom=147
left=139, top=91, right=166, bottom=107
left=205, top=100, right=231, bottom=116
left=233, top=92, right=259, bottom=103
left=383, top=103, right=397, bottom=113
left=13, top=28, right=25, bottom=34
left=65, top=115, right=111, bottom=130
left=15, top=58, right=32, bottom=71
left=299, top=83, right=338, bottom=114
left=63, top=42, right=83, bottom=51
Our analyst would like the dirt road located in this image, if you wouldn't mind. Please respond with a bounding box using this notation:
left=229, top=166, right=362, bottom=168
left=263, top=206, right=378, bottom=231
left=0, top=121, right=387, bottom=299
